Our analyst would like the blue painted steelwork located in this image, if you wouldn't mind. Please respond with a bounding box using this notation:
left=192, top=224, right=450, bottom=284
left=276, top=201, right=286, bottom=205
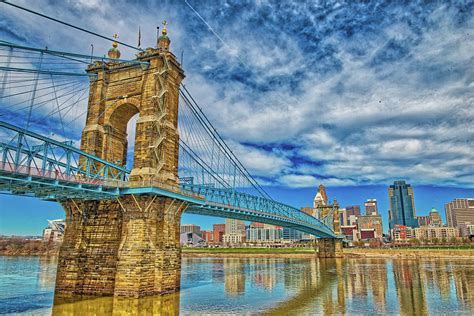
left=0, top=121, right=336, bottom=238
left=0, top=120, right=128, bottom=199
left=0, top=66, right=96, bottom=77
left=182, top=184, right=337, bottom=238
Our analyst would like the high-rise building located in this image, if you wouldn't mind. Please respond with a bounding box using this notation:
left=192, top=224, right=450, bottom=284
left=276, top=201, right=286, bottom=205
left=346, top=205, right=361, bottom=217
left=343, top=205, right=360, bottom=226
left=339, top=208, right=348, bottom=227
left=201, top=230, right=213, bottom=242
left=388, top=180, right=418, bottom=229
left=213, top=224, right=225, bottom=243
left=282, top=228, right=303, bottom=241
left=417, top=208, right=442, bottom=227
left=429, top=208, right=442, bottom=226
left=313, top=184, right=328, bottom=208
left=458, top=223, right=474, bottom=238
left=358, top=214, right=383, bottom=239
left=223, top=219, right=246, bottom=244
left=364, top=199, right=378, bottom=215
left=445, top=198, right=474, bottom=228
left=246, top=226, right=282, bottom=243
left=417, top=215, right=430, bottom=227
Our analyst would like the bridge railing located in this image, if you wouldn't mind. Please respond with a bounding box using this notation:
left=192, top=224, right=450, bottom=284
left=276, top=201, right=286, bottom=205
left=181, top=184, right=336, bottom=236
left=0, top=161, right=109, bottom=186
left=0, top=121, right=129, bottom=185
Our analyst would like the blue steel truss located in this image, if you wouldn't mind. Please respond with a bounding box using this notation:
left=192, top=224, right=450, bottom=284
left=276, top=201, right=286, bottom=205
left=0, top=121, right=337, bottom=238
left=182, top=184, right=336, bottom=238
left=0, top=120, right=127, bottom=199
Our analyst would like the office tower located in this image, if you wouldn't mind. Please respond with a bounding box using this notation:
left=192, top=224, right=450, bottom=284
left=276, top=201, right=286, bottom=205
left=313, top=184, right=328, bottom=208
left=345, top=205, right=361, bottom=219
left=445, top=198, right=474, bottom=228
left=223, top=218, right=246, bottom=243
left=417, top=215, right=430, bottom=227
left=201, top=230, right=213, bottom=242
left=213, top=224, right=226, bottom=243
left=282, top=227, right=303, bottom=241
left=388, top=180, right=418, bottom=229
left=364, top=199, right=378, bottom=215
left=428, top=208, right=442, bottom=226
left=358, top=214, right=383, bottom=239
left=339, top=208, right=348, bottom=227
left=246, top=226, right=282, bottom=243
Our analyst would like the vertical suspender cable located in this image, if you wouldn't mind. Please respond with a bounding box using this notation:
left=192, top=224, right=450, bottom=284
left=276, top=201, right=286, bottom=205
left=0, top=46, right=13, bottom=99
left=26, top=52, right=43, bottom=129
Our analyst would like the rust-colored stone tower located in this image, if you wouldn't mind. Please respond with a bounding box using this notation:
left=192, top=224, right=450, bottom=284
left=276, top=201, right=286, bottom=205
left=55, top=25, right=188, bottom=298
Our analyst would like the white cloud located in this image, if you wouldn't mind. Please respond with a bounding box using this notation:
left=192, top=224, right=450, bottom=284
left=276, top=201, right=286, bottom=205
left=226, top=141, right=291, bottom=177
left=279, top=174, right=317, bottom=188
left=1, top=1, right=472, bottom=188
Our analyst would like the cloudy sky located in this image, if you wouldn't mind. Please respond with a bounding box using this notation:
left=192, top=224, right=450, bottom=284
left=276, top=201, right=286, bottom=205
left=0, top=0, right=473, bottom=234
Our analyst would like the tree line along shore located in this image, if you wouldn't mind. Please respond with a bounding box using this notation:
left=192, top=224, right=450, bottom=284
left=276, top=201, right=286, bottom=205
left=1, top=238, right=473, bottom=258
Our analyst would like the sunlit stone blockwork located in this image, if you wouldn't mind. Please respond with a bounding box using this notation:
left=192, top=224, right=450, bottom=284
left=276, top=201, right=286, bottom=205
left=55, top=29, right=187, bottom=298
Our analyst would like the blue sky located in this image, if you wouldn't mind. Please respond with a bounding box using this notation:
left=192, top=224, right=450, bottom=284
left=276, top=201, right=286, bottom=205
left=0, top=1, right=473, bottom=235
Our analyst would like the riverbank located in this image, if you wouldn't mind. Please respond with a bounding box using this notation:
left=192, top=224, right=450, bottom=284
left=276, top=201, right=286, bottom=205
left=343, top=248, right=474, bottom=259
left=1, top=240, right=473, bottom=259
left=182, top=247, right=474, bottom=259
left=182, top=247, right=316, bottom=258
left=0, top=238, right=60, bottom=256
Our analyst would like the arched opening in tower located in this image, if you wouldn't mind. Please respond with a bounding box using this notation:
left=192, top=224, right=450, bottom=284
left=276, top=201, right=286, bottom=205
left=105, top=103, right=139, bottom=170
left=125, top=113, right=139, bottom=170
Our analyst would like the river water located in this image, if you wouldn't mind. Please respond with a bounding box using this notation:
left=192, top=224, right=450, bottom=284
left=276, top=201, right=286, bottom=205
left=0, top=256, right=473, bottom=315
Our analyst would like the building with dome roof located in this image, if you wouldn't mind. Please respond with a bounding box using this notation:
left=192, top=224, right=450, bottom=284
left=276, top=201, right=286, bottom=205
left=417, top=207, right=443, bottom=227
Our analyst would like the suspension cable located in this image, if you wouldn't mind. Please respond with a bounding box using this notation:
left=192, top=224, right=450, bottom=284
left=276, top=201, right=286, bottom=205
left=1, top=0, right=143, bottom=52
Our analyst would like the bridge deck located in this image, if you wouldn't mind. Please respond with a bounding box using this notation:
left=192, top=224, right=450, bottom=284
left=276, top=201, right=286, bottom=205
left=0, top=161, right=336, bottom=238
left=0, top=120, right=337, bottom=238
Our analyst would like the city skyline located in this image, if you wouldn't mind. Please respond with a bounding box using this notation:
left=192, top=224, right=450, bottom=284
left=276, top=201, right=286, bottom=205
left=2, top=183, right=473, bottom=236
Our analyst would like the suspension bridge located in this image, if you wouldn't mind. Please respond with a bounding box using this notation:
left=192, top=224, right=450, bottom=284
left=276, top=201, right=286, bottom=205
left=0, top=1, right=341, bottom=298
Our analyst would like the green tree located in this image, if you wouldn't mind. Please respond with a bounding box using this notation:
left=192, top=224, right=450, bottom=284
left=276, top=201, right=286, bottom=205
left=409, top=238, right=421, bottom=246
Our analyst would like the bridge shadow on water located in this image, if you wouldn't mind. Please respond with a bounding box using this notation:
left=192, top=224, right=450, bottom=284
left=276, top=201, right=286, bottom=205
left=52, top=294, right=181, bottom=315
left=52, top=258, right=344, bottom=315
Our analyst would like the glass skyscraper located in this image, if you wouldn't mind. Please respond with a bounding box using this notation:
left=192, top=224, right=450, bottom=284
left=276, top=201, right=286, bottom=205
left=388, top=180, right=418, bottom=229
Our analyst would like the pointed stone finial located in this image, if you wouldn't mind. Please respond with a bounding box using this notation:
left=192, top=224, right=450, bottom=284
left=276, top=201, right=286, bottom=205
left=108, top=33, right=121, bottom=59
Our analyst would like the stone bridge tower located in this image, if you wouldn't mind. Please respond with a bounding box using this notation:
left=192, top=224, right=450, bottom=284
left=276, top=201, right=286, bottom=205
left=317, top=198, right=343, bottom=258
left=55, top=26, right=188, bottom=298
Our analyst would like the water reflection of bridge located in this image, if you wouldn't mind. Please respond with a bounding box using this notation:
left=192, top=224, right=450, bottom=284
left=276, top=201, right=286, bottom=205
left=49, top=257, right=474, bottom=314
